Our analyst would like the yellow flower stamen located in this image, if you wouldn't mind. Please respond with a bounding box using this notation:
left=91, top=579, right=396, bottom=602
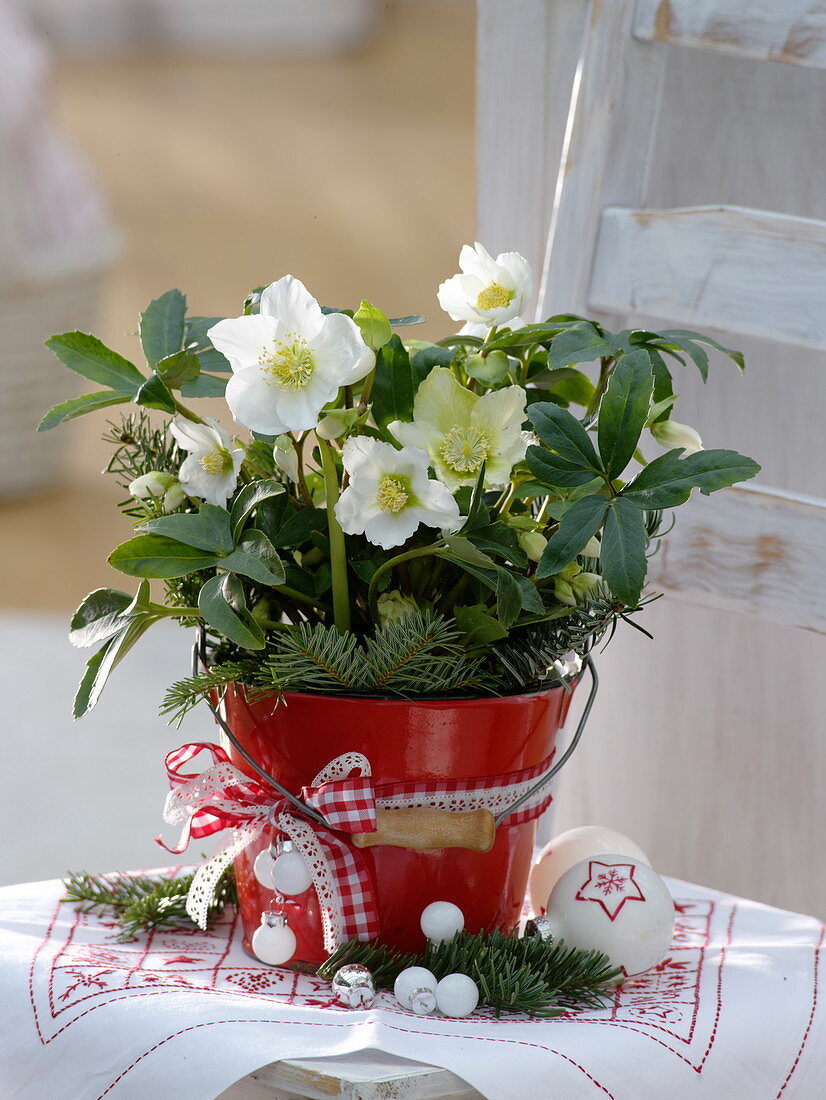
left=200, top=447, right=233, bottom=476
left=440, top=424, right=490, bottom=474
left=476, top=282, right=514, bottom=311
left=376, top=475, right=409, bottom=513
left=260, top=336, right=315, bottom=390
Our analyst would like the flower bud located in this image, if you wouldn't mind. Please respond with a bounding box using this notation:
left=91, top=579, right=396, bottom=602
left=316, top=408, right=361, bottom=440
left=554, top=580, right=576, bottom=606
left=162, top=483, right=186, bottom=513
left=128, top=471, right=176, bottom=499
left=581, top=535, right=601, bottom=559
left=570, top=571, right=601, bottom=601
left=650, top=419, right=703, bottom=455
left=518, top=531, right=547, bottom=563
left=377, top=590, right=419, bottom=625
left=273, top=436, right=299, bottom=482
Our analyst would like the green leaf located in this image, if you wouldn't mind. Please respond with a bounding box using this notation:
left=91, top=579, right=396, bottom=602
left=623, top=448, right=761, bottom=509
left=443, top=536, right=497, bottom=569
left=548, top=322, right=616, bottom=368
left=140, top=289, right=186, bottom=367
left=527, top=402, right=602, bottom=472
left=657, top=328, right=745, bottom=374
left=483, top=322, right=570, bottom=352
left=135, top=372, right=177, bottom=414
left=156, top=349, right=200, bottom=389
left=600, top=497, right=648, bottom=606
left=454, top=604, right=508, bottom=647
left=185, top=316, right=231, bottom=373
left=526, top=446, right=601, bottom=488
left=37, top=390, right=132, bottom=431
left=271, top=506, right=328, bottom=549
left=198, top=574, right=265, bottom=650
left=180, top=373, right=228, bottom=398
left=597, top=349, right=654, bottom=478
left=354, top=300, right=392, bottom=349
left=410, top=344, right=455, bottom=374
left=140, top=504, right=233, bottom=553
left=535, top=494, right=609, bottom=579
left=69, top=588, right=133, bottom=648
left=109, top=534, right=219, bottom=578
left=222, top=530, right=285, bottom=585
left=465, top=350, right=511, bottom=386
left=388, top=314, right=426, bottom=327
left=531, top=367, right=595, bottom=408
left=230, top=479, right=286, bottom=541
left=468, top=522, right=528, bottom=568
left=45, top=332, right=144, bottom=393
left=371, top=335, right=423, bottom=431
left=496, top=569, right=523, bottom=629
left=73, top=614, right=156, bottom=718
left=513, top=574, right=546, bottom=615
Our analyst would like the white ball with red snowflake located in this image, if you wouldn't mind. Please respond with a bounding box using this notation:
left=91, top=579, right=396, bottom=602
left=545, top=855, right=674, bottom=977
left=528, top=826, right=650, bottom=915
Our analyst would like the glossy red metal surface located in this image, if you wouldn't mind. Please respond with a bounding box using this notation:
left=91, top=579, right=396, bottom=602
left=223, top=685, right=578, bottom=965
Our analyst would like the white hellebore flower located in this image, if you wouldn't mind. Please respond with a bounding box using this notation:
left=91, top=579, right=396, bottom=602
left=438, top=242, right=533, bottom=326
left=207, top=275, right=374, bottom=435
left=650, top=419, right=703, bottom=456
left=169, top=416, right=245, bottom=507
left=335, top=437, right=461, bottom=551
left=389, top=367, right=531, bottom=491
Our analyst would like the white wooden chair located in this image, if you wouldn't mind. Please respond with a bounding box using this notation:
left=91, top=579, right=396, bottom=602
left=479, top=0, right=826, bottom=917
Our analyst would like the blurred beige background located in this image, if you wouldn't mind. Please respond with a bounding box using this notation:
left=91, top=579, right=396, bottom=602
left=0, top=0, right=475, bottom=610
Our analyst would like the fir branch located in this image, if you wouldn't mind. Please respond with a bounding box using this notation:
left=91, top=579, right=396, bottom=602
left=101, top=412, right=179, bottom=517
left=161, top=660, right=268, bottom=725
left=316, top=928, right=621, bottom=1017
left=62, top=869, right=236, bottom=941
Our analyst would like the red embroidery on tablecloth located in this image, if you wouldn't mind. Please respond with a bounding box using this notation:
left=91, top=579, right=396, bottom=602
left=776, top=922, right=825, bottom=1097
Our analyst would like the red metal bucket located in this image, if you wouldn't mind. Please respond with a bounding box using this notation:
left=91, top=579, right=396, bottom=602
left=222, top=684, right=578, bottom=966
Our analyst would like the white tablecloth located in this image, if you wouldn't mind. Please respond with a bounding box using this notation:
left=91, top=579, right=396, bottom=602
left=0, top=871, right=823, bottom=1099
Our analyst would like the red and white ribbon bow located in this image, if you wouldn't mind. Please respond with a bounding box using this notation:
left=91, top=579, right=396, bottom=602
left=159, top=742, right=558, bottom=953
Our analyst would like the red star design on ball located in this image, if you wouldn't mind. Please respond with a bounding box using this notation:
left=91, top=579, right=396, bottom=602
left=575, top=860, right=646, bottom=921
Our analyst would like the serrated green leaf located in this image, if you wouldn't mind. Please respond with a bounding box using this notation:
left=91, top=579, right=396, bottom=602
left=38, top=390, right=132, bottom=431
left=156, top=349, right=200, bottom=389
left=222, top=530, right=285, bottom=585
left=135, top=372, right=177, bottom=414
left=140, top=503, right=233, bottom=553
left=482, top=322, right=569, bottom=352
left=597, top=349, right=654, bottom=478
left=73, top=614, right=157, bottom=718
left=69, top=588, right=133, bottom=648
left=140, top=289, right=186, bottom=367
left=109, top=534, right=219, bottom=578
left=623, top=448, right=761, bottom=509
left=535, top=495, right=609, bottom=579
left=657, top=328, right=745, bottom=373
left=271, top=507, right=328, bottom=548
left=180, top=372, right=228, bottom=398
left=527, top=402, right=602, bottom=472
left=526, top=446, right=601, bottom=488
left=185, top=316, right=231, bottom=372
left=371, top=335, right=425, bottom=431
left=198, top=574, right=265, bottom=650
left=600, top=497, right=648, bottom=606
left=548, top=322, right=617, bottom=368
left=230, top=479, right=286, bottom=541
left=45, top=332, right=144, bottom=392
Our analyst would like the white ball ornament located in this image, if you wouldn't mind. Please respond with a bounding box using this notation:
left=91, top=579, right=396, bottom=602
left=251, top=911, right=297, bottom=966
left=528, top=826, right=651, bottom=915
left=271, top=841, right=313, bottom=896
left=253, top=845, right=277, bottom=889
left=394, top=966, right=438, bottom=1014
left=420, top=901, right=464, bottom=944
left=545, top=856, right=674, bottom=976
left=436, top=973, right=479, bottom=1018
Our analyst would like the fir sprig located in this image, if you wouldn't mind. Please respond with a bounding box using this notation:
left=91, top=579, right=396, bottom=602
left=160, top=660, right=268, bottom=725
left=62, top=869, right=236, bottom=941
left=317, top=929, right=622, bottom=1017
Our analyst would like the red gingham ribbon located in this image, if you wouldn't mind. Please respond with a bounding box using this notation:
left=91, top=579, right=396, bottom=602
left=160, top=742, right=556, bottom=949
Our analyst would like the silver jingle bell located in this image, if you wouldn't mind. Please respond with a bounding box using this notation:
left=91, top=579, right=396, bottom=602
left=523, top=915, right=557, bottom=942
left=409, top=987, right=437, bottom=1015
left=332, top=964, right=375, bottom=1009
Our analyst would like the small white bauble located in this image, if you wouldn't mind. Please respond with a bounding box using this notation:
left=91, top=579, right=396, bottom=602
left=528, top=826, right=651, bottom=915
left=546, top=856, right=674, bottom=976
left=420, top=901, right=464, bottom=944
left=436, top=973, right=479, bottom=1018
left=394, top=966, right=438, bottom=1014
left=272, top=843, right=313, bottom=896
left=251, top=912, right=297, bottom=966
left=253, top=846, right=277, bottom=889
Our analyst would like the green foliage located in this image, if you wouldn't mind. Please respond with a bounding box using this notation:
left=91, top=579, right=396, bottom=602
left=62, top=868, right=236, bottom=941
left=140, top=289, right=187, bottom=367
left=317, top=928, right=622, bottom=1017
left=370, top=335, right=430, bottom=432
left=596, top=349, right=654, bottom=478
left=265, top=612, right=489, bottom=697
left=161, top=660, right=267, bottom=724
left=535, top=495, right=608, bottom=580
left=353, top=300, right=392, bottom=349
left=623, top=447, right=761, bottom=509
left=198, top=573, right=266, bottom=650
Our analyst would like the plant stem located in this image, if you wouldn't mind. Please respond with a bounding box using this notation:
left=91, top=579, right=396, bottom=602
left=367, top=544, right=445, bottom=624
left=357, top=364, right=377, bottom=413
left=172, top=399, right=206, bottom=424
left=318, top=438, right=351, bottom=633
left=292, top=434, right=314, bottom=507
